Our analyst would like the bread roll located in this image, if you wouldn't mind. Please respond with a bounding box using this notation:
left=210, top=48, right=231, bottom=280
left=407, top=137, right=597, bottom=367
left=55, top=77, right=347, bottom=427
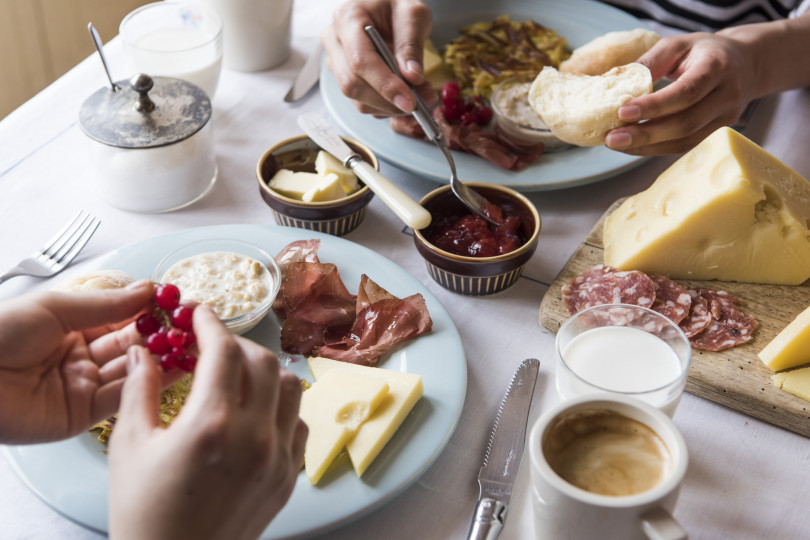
left=53, top=270, right=135, bottom=292
left=560, top=28, right=660, bottom=76
left=528, top=63, right=652, bottom=147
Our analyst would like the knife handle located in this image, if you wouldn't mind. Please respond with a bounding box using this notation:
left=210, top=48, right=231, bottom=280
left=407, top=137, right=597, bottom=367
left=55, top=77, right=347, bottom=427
left=467, top=498, right=507, bottom=540
left=347, top=157, right=432, bottom=230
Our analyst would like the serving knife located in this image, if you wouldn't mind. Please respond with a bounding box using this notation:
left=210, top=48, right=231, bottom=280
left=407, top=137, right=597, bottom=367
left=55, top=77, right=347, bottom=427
left=297, top=112, right=432, bottom=229
left=467, top=358, right=540, bottom=540
left=284, top=43, right=322, bottom=103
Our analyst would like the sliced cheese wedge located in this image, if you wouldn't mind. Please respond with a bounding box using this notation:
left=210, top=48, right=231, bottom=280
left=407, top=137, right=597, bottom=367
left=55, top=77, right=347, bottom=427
left=603, top=127, right=810, bottom=285
left=308, top=356, right=423, bottom=477
left=758, top=304, right=810, bottom=371
left=298, top=369, right=389, bottom=485
left=772, top=367, right=810, bottom=402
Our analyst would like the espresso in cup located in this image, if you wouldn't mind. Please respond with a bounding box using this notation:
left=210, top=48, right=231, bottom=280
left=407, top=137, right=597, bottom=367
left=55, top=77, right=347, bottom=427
left=543, top=409, right=672, bottom=496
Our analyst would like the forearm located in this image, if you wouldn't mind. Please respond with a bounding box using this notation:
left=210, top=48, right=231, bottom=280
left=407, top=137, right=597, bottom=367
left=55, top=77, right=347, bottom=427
left=720, top=13, right=810, bottom=99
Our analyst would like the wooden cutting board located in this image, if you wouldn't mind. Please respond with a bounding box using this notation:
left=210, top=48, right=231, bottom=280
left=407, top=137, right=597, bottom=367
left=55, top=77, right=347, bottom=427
left=539, top=199, right=810, bottom=438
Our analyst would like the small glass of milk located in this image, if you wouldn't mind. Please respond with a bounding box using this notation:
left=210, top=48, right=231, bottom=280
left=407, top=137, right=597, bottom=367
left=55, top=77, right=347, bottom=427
left=555, top=304, right=692, bottom=416
left=120, top=2, right=223, bottom=99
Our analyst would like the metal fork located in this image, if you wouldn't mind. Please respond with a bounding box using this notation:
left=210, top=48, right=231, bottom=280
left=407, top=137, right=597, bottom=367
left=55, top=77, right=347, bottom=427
left=364, top=25, right=500, bottom=227
left=0, top=211, right=100, bottom=285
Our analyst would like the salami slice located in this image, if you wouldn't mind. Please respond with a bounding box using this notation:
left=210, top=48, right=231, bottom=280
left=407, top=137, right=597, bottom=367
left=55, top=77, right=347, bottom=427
left=649, top=274, right=691, bottom=325
left=678, top=290, right=713, bottom=338
left=689, top=289, right=758, bottom=351
left=562, top=265, right=656, bottom=315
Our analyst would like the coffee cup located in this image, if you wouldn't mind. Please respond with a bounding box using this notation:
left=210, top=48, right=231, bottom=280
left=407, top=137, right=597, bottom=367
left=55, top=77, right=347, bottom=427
left=528, top=394, right=688, bottom=540
left=555, top=304, right=692, bottom=416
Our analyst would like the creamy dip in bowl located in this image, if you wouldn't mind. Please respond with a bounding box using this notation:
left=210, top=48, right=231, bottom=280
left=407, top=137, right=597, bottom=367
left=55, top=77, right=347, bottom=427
left=153, top=239, right=281, bottom=335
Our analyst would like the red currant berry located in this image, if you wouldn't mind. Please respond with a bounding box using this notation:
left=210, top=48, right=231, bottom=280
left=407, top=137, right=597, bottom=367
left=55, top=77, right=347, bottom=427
left=154, top=283, right=181, bottom=311
left=460, top=111, right=477, bottom=125
left=166, top=328, right=187, bottom=348
left=146, top=332, right=170, bottom=355
left=135, top=313, right=161, bottom=336
left=184, top=330, right=197, bottom=348
left=160, top=353, right=179, bottom=371
left=177, top=354, right=198, bottom=372
left=474, top=105, right=493, bottom=125
left=443, top=100, right=463, bottom=122
left=171, top=305, right=195, bottom=331
left=441, top=82, right=460, bottom=106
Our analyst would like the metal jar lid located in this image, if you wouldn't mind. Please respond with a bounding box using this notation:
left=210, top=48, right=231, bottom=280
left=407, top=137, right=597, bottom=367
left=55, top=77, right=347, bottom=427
left=79, top=74, right=212, bottom=149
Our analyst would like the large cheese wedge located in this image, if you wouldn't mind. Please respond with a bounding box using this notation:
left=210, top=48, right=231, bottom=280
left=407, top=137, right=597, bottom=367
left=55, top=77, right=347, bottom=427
left=298, top=370, right=389, bottom=485
left=603, top=127, right=810, bottom=285
left=758, top=304, right=810, bottom=371
left=772, top=367, right=810, bottom=402
left=308, top=356, right=423, bottom=477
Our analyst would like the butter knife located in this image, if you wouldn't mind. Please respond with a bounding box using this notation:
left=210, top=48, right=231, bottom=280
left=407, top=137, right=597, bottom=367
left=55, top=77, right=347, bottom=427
left=467, top=358, right=540, bottom=540
left=297, top=112, right=432, bottom=229
left=284, top=42, right=322, bottom=103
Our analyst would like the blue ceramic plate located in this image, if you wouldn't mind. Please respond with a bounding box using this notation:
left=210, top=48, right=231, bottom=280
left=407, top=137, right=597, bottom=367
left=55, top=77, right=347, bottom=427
left=3, top=224, right=466, bottom=539
left=321, top=0, right=651, bottom=191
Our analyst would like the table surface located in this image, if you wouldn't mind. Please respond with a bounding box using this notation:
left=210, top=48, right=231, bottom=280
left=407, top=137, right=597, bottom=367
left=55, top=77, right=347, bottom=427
left=1, top=1, right=809, bottom=538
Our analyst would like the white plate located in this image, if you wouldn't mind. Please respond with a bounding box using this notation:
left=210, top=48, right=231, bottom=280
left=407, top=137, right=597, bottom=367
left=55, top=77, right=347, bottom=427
left=320, top=0, right=651, bottom=192
left=3, top=225, right=466, bottom=539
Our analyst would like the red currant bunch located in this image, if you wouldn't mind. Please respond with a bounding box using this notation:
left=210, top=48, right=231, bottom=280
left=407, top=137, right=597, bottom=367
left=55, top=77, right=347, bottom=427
left=440, top=82, right=493, bottom=126
left=136, top=283, right=198, bottom=372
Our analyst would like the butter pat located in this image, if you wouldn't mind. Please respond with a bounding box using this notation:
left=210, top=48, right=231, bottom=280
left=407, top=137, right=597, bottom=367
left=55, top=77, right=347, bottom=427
left=772, top=367, right=810, bottom=402
left=302, top=172, right=346, bottom=202
left=268, top=169, right=322, bottom=200
left=758, top=304, right=810, bottom=371
left=308, top=356, right=423, bottom=477
left=314, top=151, right=358, bottom=194
left=298, top=370, right=389, bottom=485
left=603, top=127, right=810, bottom=284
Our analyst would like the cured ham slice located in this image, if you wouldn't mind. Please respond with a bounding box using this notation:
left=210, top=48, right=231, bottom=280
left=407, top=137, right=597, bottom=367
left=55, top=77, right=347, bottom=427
left=273, top=239, right=322, bottom=318
left=388, top=108, right=543, bottom=171
left=279, top=262, right=356, bottom=355
left=315, top=293, right=433, bottom=366
left=273, top=243, right=433, bottom=363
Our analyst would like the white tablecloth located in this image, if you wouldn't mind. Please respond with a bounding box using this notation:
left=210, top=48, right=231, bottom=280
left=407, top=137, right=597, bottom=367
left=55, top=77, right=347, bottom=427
left=1, top=1, right=809, bottom=538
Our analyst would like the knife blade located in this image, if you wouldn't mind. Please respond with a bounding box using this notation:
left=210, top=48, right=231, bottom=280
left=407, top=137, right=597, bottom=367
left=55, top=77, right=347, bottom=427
left=467, top=358, right=540, bottom=540
left=296, top=113, right=432, bottom=230
left=284, top=42, right=322, bottom=103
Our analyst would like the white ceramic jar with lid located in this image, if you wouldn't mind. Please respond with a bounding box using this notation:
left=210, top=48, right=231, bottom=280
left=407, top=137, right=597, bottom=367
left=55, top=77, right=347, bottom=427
left=79, top=73, right=217, bottom=213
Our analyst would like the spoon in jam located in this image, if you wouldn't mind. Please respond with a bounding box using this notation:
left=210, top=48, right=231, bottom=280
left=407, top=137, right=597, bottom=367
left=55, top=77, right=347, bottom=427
left=364, top=26, right=501, bottom=227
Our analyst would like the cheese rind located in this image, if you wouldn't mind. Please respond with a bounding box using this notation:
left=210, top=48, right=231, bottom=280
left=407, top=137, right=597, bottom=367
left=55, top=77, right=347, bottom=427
left=603, top=127, right=810, bottom=285
left=758, top=304, right=810, bottom=371
left=772, top=367, right=810, bottom=402
left=298, top=370, right=389, bottom=485
left=308, top=356, right=423, bottom=477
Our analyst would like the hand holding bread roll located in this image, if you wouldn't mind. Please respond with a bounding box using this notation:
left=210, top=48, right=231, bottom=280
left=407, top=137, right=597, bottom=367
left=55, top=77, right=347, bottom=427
left=528, top=63, right=653, bottom=147
left=560, top=28, right=660, bottom=76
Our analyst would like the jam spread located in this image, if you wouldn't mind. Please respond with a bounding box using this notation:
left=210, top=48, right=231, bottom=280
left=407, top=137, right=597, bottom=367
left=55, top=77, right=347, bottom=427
left=428, top=199, right=524, bottom=257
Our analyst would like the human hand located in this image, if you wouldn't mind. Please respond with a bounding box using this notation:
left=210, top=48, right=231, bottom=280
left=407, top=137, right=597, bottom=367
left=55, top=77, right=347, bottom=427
left=0, top=280, right=181, bottom=444
left=606, top=32, right=755, bottom=155
left=109, top=305, right=307, bottom=540
left=322, top=0, right=437, bottom=116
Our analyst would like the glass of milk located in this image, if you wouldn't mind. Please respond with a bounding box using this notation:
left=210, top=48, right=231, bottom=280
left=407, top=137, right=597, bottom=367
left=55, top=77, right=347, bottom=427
left=120, top=2, right=223, bottom=99
left=555, top=304, right=692, bottom=416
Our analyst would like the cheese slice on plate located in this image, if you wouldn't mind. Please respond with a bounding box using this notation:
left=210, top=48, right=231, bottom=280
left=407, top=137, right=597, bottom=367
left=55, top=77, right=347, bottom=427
left=298, top=369, right=389, bottom=485
left=308, top=356, right=423, bottom=477
left=772, top=367, right=810, bottom=402
left=758, top=304, right=810, bottom=371
left=603, top=127, right=810, bottom=285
